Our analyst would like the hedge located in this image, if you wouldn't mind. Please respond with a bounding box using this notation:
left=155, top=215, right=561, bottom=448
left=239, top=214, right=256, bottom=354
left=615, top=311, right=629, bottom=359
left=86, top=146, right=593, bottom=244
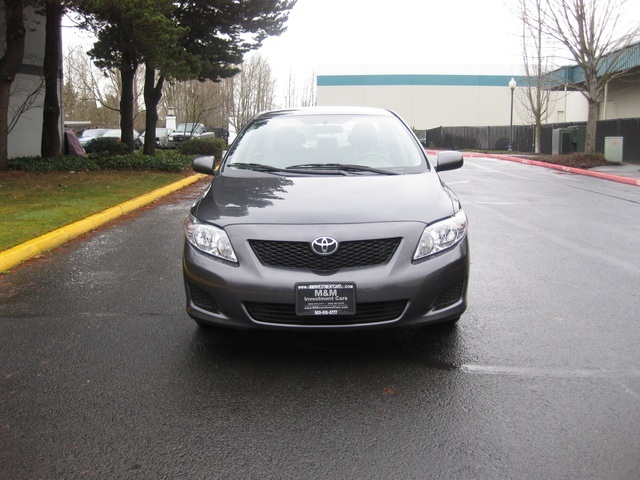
left=178, top=137, right=226, bottom=158
left=8, top=150, right=194, bottom=173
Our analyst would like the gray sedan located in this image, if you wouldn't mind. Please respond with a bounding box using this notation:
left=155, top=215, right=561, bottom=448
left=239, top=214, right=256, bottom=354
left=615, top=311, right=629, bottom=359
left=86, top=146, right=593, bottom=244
left=183, top=107, right=468, bottom=330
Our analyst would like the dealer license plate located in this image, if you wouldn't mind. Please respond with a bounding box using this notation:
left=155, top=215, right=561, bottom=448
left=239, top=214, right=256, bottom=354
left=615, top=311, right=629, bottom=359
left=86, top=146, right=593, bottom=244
left=295, top=283, right=356, bottom=316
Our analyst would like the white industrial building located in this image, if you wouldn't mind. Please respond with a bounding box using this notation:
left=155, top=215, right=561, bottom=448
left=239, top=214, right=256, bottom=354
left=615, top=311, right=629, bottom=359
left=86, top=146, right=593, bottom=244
left=316, top=64, right=588, bottom=130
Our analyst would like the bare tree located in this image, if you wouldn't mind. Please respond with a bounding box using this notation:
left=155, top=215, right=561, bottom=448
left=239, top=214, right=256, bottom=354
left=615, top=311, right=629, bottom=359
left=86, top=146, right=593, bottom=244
left=63, top=46, right=145, bottom=129
left=518, top=0, right=555, bottom=153
left=8, top=71, right=44, bottom=133
left=230, top=54, right=276, bottom=132
left=161, top=77, right=233, bottom=129
left=543, top=0, right=640, bottom=153
left=299, top=71, right=316, bottom=108
left=282, top=69, right=316, bottom=108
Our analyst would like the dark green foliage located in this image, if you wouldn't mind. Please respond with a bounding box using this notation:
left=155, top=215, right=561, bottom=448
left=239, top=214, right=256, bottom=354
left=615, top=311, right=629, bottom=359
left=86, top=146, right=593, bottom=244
left=178, top=137, right=226, bottom=157
left=94, top=150, right=193, bottom=172
left=8, top=156, right=100, bottom=172
left=88, top=137, right=130, bottom=156
left=494, top=138, right=511, bottom=150
left=441, top=133, right=479, bottom=150
left=9, top=150, right=193, bottom=173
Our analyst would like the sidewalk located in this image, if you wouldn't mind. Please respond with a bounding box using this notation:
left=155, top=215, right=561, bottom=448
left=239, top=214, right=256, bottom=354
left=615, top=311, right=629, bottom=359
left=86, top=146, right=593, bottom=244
left=589, top=162, right=640, bottom=181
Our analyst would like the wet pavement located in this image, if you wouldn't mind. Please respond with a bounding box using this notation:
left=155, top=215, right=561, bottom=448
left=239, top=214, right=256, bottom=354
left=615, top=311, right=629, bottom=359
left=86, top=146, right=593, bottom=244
left=1, top=157, right=639, bottom=479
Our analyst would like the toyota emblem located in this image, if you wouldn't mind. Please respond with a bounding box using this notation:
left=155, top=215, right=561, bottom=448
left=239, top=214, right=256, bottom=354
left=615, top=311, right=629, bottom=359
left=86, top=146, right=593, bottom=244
left=311, top=237, right=339, bottom=256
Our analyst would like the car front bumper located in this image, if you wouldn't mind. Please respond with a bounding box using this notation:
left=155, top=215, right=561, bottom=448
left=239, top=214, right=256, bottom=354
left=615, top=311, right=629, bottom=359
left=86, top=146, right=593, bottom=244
left=182, top=222, right=469, bottom=330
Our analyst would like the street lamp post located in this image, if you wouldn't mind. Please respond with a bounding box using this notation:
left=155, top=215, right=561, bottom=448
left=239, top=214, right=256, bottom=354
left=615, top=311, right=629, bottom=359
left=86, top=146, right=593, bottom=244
left=508, top=78, right=516, bottom=152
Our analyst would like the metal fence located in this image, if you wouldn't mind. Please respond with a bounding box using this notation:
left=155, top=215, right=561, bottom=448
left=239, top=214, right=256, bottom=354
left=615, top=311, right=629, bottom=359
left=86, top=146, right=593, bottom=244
left=422, top=117, right=640, bottom=163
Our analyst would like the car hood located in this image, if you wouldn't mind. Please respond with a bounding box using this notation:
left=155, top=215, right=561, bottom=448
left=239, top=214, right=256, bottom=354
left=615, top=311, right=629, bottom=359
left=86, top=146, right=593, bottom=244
left=194, top=171, right=457, bottom=226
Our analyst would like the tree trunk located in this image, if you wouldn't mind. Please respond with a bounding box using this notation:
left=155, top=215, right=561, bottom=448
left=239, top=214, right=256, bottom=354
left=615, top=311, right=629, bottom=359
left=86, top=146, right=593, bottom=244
left=41, top=0, right=62, bottom=158
left=119, top=49, right=137, bottom=152
left=584, top=73, right=600, bottom=155
left=0, top=0, right=26, bottom=169
left=143, top=62, right=164, bottom=156
left=585, top=97, right=599, bottom=154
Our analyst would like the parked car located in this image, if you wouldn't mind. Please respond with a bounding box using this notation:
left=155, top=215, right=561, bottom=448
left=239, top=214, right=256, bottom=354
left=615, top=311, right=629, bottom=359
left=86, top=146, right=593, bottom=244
left=155, top=128, right=174, bottom=148
left=140, top=128, right=175, bottom=149
left=101, top=129, right=143, bottom=149
left=183, top=107, right=469, bottom=330
left=166, top=123, right=206, bottom=149
left=78, top=128, right=108, bottom=152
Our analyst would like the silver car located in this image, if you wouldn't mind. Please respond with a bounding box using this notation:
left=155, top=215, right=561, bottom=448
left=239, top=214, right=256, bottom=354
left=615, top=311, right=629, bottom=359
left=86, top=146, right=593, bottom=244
left=183, top=107, right=469, bottom=330
left=166, top=123, right=206, bottom=149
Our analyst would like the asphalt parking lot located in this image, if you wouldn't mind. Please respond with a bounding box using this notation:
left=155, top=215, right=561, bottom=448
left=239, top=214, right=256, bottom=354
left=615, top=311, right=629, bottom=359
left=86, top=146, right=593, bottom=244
left=1, top=156, right=639, bottom=479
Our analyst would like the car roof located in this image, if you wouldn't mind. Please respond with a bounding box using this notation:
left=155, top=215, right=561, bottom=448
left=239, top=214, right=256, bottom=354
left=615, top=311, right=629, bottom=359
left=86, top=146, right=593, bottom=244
left=255, top=106, right=395, bottom=119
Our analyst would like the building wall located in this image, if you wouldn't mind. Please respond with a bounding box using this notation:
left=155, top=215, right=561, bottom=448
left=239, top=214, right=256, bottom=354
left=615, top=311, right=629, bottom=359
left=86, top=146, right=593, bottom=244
left=1, top=5, right=63, bottom=158
left=316, top=65, right=590, bottom=129
left=601, top=69, right=640, bottom=120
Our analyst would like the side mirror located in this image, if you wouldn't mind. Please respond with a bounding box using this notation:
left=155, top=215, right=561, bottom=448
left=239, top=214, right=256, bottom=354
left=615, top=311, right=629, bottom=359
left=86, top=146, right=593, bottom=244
left=192, top=155, right=215, bottom=175
left=435, top=150, right=464, bottom=172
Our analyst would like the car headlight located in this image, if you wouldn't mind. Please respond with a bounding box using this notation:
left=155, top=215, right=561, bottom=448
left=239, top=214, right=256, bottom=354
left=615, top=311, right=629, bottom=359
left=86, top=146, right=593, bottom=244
left=184, top=216, right=237, bottom=263
left=414, top=210, right=467, bottom=260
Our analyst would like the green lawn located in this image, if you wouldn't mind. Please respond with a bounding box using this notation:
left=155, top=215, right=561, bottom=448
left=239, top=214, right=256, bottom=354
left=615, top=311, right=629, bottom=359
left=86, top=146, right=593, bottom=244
left=0, top=170, right=190, bottom=251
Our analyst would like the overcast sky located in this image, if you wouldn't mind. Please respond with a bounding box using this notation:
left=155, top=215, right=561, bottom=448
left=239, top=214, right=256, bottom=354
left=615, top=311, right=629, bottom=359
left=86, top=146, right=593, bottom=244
left=62, top=0, right=640, bottom=90
left=258, top=0, right=524, bottom=77
left=257, top=0, right=640, bottom=82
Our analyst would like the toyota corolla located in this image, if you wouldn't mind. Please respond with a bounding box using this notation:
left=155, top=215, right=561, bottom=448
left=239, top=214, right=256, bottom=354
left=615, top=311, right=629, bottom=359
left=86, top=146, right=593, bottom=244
left=183, top=107, right=469, bottom=330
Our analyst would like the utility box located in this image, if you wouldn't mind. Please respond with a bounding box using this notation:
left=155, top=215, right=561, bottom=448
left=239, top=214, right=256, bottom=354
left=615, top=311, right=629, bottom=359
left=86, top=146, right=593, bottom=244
left=552, top=128, right=575, bottom=155
left=570, top=125, right=586, bottom=152
left=552, top=126, right=586, bottom=155
left=604, top=136, right=624, bottom=163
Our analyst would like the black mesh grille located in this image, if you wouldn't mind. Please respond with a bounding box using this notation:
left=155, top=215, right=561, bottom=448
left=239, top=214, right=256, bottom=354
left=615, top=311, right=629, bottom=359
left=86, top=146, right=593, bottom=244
left=245, top=300, right=407, bottom=325
left=250, top=238, right=401, bottom=271
left=432, top=281, right=464, bottom=310
left=188, top=283, right=220, bottom=313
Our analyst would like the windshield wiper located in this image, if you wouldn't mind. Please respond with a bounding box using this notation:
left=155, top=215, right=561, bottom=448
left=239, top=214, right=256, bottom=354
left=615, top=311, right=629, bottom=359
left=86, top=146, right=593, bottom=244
left=287, top=163, right=401, bottom=175
left=227, top=163, right=287, bottom=173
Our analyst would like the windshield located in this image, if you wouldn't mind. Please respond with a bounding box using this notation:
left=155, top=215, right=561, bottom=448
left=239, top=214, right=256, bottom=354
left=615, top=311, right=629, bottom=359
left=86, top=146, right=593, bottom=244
left=225, top=113, right=426, bottom=173
left=175, top=123, right=199, bottom=132
left=81, top=129, right=107, bottom=138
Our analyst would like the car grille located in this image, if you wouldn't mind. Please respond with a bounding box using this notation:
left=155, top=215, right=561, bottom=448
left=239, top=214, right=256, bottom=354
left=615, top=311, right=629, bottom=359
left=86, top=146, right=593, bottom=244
left=249, top=238, right=401, bottom=272
left=245, top=300, right=407, bottom=325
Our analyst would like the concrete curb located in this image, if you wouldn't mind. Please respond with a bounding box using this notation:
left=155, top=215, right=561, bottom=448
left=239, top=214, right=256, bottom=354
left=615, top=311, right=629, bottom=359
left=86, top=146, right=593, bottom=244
left=0, top=173, right=207, bottom=273
left=427, top=150, right=640, bottom=187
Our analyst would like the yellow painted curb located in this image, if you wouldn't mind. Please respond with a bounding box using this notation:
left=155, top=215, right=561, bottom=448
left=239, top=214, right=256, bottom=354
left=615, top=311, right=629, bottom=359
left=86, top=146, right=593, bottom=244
left=0, top=173, right=207, bottom=272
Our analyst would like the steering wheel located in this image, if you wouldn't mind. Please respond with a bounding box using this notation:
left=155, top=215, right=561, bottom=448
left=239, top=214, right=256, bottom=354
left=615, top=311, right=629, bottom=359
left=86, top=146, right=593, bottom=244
left=354, top=152, right=393, bottom=167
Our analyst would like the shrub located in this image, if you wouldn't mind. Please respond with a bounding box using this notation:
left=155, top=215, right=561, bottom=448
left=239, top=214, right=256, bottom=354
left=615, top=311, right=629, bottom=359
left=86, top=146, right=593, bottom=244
left=8, top=150, right=193, bottom=173
left=179, top=137, right=226, bottom=158
left=94, top=150, right=193, bottom=172
left=440, top=134, right=478, bottom=150
left=88, top=137, right=130, bottom=156
left=8, top=155, right=99, bottom=172
left=494, top=138, right=510, bottom=151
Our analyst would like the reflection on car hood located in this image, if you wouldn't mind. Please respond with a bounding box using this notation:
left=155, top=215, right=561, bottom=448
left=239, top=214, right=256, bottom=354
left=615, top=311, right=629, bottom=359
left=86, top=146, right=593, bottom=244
left=194, top=172, right=457, bottom=226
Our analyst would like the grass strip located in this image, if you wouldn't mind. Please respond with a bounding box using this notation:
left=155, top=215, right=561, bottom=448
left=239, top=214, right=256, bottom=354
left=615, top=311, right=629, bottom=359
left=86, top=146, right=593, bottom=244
left=0, top=170, right=192, bottom=251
